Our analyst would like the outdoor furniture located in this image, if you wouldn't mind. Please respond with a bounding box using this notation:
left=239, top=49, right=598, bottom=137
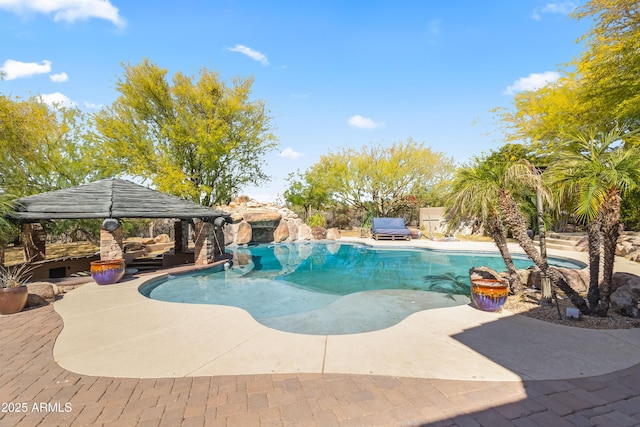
left=371, top=218, right=411, bottom=240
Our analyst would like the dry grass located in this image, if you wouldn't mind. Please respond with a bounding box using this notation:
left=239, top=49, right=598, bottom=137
left=3, top=242, right=99, bottom=266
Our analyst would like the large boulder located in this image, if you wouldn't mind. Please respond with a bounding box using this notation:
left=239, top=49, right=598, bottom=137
left=286, top=219, right=299, bottom=242
left=298, top=224, right=312, bottom=240
left=469, top=266, right=503, bottom=282
left=242, top=210, right=282, bottom=227
left=527, top=267, right=589, bottom=294
left=241, top=210, right=282, bottom=243
left=27, top=282, right=57, bottom=302
left=25, top=282, right=59, bottom=308
left=610, top=272, right=640, bottom=318
left=223, top=222, right=237, bottom=245
left=612, top=272, right=640, bottom=292
left=236, top=220, right=253, bottom=245
left=124, top=241, right=145, bottom=252
left=273, top=220, right=289, bottom=243
left=154, top=234, right=171, bottom=243
left=557, top=267, right=589, bottom=294
left=312, top=226, right=327, bottom=240
left=326, top=228, right=341, bottom=240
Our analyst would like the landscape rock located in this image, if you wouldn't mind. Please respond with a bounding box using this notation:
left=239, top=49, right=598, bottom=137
left=469, top=266, right=503, bottom=282
left=242, top=210, right=282, bottom=227
left=154, top=234, right=171, bottom=243
left=298, top=224, right=312, bottom=240
left=27, top=282, right=57, bottom=302
left=273, top=221, right=289, bottom=243
left=25, top=293, right=49, bottom=308
left=557, top=267, right=589, bottom=294
left=610, top=275, right=640, bottom=318
left=123, top=241, right=145, bottom=252
left=326, top=228, right=341, bottom=240
left=312, top=226, right=327, bottom=240
left=223, top=222, right=237, bottom=245
left=235, top=220, right=253, bottom=245
left=612, top=272, right=640, bottom=292
left=286, top=219, right=299, bottom=242
left=527, top=267, right=589, bottom=294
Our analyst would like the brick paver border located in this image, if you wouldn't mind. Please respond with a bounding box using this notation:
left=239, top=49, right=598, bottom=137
left=2, top=305, right=639, bottom=426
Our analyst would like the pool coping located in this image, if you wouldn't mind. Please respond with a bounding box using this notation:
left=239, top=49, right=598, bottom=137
left=52, top=238, right=640, bottom=382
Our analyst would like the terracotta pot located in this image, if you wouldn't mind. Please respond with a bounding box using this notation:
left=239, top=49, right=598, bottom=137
left=470, top=278, right=508, bottom=312
left=91, top=259, right=125, bottom=285
left=0, top=285, right=28, bottom=315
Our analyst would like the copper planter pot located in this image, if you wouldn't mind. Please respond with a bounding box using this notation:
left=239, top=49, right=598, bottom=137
left=0, top=285, right=28, bottom=315
left=91, top=259, right=125, bottom=285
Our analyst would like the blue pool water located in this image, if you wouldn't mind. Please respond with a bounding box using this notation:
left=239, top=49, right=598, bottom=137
left=141, top=242, right=585, bottom=335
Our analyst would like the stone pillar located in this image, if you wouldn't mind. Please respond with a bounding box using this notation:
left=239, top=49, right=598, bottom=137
left=174, top=220, right=190, bottom=252
left=194, top=221, right=215, bottom=265
left=22, top=222, right=46, bottom=262
left=100, top=226, right=124, bottom=261
left=213, top=226, right=225, bottom=260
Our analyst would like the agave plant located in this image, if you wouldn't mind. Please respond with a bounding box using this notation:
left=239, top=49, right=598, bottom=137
left=0, top=264, right=33, bottom=288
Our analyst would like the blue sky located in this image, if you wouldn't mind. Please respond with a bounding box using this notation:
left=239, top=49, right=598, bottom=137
left=0, top=1, right=591, bottom=202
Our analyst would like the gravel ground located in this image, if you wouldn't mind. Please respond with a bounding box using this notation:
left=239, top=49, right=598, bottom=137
left=503, top=289, right=640, bottom=329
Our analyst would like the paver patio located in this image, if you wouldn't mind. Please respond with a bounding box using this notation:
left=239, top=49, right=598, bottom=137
left=2, top=304, right=640, bottom=426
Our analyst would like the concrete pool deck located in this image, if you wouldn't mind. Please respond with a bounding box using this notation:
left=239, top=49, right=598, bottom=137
left=53, top=238, right=640, bottom=382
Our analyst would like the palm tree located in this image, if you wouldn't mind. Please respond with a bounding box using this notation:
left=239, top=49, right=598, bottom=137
left=545, top=125, right=640, bottom=315
left=496, top=174, right=591, bottom=315
left=446, top=158, right=523, bottom=294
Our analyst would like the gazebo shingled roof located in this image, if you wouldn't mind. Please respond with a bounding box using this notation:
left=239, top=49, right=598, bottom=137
left=11, top=178, right=230, bottom=221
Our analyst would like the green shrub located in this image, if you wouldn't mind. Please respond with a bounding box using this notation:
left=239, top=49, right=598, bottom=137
left=334, top=214, right=351, bottom=230
left=307, top=212, right=327, bottom=228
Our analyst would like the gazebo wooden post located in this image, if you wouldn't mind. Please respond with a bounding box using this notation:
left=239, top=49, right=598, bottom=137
left=22, top=222, right=46, bottom=262
left=174, top=220, right=190, bottom=252
left=100, top=222, right=124, bottom=261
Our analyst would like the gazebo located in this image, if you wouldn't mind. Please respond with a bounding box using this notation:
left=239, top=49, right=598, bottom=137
left=7, top=178, right=231, bottom=278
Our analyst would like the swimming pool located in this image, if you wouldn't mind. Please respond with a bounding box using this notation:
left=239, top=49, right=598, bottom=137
left=141, top=242, right=585, bottom=335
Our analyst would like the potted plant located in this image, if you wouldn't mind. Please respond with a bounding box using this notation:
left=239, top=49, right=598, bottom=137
left=0, top=264, right=32, bottom=315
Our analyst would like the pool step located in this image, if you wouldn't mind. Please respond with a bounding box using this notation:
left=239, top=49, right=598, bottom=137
left=534, top=233, right=586, bottom=252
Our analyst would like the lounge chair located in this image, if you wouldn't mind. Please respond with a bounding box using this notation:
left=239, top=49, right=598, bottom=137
left=371, top=218, right=412, bottom=241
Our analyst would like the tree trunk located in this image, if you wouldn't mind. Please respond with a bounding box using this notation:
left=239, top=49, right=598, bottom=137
left=586, top=216, right=602, bottom=314
left=598, top=190, right=622, bottom=316
left=488, top=213, right=522, bottom=294
left=498, top=189, right=591, bottom=314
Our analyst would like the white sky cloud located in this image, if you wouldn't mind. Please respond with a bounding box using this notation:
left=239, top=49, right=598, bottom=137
left=0, top=0, right=126, bottom=27
left=348, top=115, right=384, bottom=130
left=427, top=18, right=442, bottom=36
left=84, top=101, right=102, bottom=109
left=279, top=147, right=302, bottom=159
left=226, top=44, right=269, bottom=66
left=533, top=2, right=577, bottom=20
left=503, top=71, right=560, bottom=95
left=542, top=2, right=577, bottom=14
left=0, top=59, right=51, bottom=80
left=50, top=72, right=68, bottom=82
left=39, top=92, right=76, bottom=107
